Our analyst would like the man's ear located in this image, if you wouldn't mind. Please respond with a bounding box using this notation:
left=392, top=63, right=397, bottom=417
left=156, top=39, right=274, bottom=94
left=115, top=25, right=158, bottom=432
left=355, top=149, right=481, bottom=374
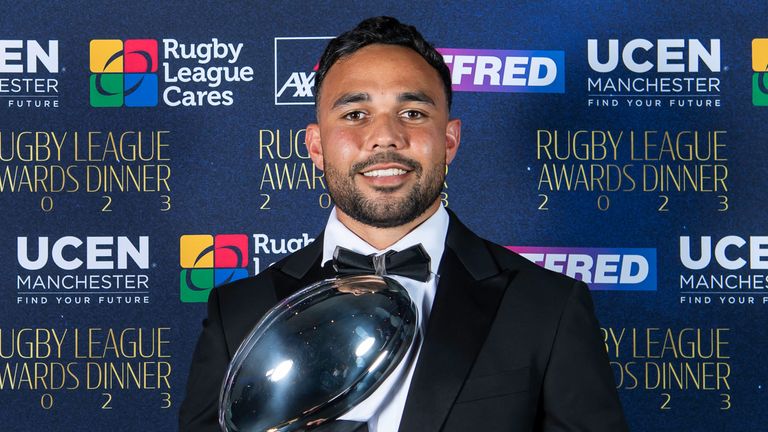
left=305, top=123, right=324, bottom=171
left=445, top=118, right=461, bottom=165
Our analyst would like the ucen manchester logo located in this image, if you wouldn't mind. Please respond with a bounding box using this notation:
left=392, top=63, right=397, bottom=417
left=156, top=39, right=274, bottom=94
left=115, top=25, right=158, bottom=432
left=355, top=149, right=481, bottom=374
left=89, top=39, right=158, bottom=107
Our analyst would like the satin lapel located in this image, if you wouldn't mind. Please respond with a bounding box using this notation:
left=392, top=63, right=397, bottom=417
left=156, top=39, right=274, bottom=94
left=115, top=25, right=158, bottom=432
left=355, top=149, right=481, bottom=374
left=222, top=232, right=327, bottom=354
left=399, top=213, right=512, bottom=431
left=274, top=231, right=328, bottom=300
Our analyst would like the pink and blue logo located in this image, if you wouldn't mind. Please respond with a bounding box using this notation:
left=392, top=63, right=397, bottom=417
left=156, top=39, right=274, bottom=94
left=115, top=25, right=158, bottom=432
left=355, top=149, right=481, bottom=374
left=438, top=48, right=565, bottom=93
left=89, top=39, right=159, bottom=107
left=506, top=246, right=657, bottom=291
left=179, top=234, right=250, bottom=302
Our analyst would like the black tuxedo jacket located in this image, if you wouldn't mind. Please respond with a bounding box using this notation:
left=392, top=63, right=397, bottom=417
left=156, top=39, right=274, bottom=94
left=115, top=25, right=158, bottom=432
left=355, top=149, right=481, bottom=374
left=179, top=211, right=629, bottom=431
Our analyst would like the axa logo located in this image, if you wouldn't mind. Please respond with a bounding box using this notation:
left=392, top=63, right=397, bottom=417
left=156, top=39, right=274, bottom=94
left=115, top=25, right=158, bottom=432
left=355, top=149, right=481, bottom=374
left=274, top=36, right=333, bottom=105
left=276, top=62, right=317, bottom=99
left=89, top=39, right=158, bottom=107
left=179, top=234, right=249, bottom=302
left=753, top=39, right=768, bottom=106
left=506, top=246, right=657, bottom=291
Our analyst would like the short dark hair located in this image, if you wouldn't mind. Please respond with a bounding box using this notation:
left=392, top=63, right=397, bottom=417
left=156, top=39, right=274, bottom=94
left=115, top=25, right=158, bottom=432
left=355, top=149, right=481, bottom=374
left=315, top=16, right=452, bottom=109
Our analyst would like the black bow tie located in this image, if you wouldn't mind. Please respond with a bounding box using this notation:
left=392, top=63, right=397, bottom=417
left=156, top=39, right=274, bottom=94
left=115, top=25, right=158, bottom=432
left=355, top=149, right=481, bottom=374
left=332, top=244, right=432, bottom=282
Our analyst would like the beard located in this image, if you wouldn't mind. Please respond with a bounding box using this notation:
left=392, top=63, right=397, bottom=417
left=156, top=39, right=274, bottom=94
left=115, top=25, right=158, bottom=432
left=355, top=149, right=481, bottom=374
left=324, top=152, right=445, bottom=228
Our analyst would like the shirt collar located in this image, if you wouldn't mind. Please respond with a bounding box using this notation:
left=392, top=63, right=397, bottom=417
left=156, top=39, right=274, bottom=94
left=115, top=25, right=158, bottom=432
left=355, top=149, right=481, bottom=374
left=321, top=205, right=449, bottom=276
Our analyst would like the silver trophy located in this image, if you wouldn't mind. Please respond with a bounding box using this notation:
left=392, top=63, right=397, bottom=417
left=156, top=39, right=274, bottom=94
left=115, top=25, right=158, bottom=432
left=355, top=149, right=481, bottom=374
left=219, top=275, right=418, bottom=432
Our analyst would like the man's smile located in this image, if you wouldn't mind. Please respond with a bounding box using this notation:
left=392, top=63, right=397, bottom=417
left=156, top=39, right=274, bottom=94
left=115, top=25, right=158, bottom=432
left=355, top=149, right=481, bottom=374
left=358, top=164, right=413, bottom=188
left=361, top=166, right=410, bottom=177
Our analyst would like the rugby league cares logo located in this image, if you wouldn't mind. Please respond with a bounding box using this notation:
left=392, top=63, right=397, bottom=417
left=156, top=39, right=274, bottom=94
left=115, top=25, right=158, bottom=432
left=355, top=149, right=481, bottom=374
left=179, top=234, right=249, bottom=302
left=89, top=39, right=158, bottom=107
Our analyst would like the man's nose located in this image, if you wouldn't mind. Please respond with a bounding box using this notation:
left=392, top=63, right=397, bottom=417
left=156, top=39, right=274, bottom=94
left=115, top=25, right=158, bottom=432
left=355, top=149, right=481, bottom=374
left=366, top=115, right=406, bottom=150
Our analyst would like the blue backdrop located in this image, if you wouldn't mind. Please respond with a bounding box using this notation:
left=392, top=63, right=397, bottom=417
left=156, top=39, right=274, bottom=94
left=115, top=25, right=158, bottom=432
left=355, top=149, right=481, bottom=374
left=2, top=1, right=766, bottom=430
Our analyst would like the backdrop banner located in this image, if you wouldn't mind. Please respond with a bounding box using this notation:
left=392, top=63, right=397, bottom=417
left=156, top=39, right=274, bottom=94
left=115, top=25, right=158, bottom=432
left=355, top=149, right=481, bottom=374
left=1, top=1, right=766, bottom=430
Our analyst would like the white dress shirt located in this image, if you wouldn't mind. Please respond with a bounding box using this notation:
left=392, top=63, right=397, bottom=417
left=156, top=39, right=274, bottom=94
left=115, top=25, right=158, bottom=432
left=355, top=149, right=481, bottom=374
left=322, top=206, right=450, bottom=432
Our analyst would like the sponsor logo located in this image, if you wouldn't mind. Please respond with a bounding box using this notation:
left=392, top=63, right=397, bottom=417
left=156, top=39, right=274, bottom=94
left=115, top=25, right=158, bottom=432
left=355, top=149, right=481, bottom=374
left=752, top=38, right=768, bottom=106
left=179, top=234, right=249, bottom=302
left=438, top=48, right=565, bottom=93
left=506, top=246, right=657, bottom=291
left=679, top=236, right=768, bottom=306
left=586, top=38, right=722, bottom=108
left=178, top=232, right=316, bottom=303
left=90, top=37, right=253, bottom=108
left=0, top=40, right=59, bottom=109
left=162, top=38, right=253, bottom=107
left=274, top=37, right=333, bottom=105
left=274, top=39, right=565, bottom=104
left=680, top=235, right=768, bottom=270
left=90, top=39, right=158, bottom=107
left=15, top=236, right=151, bottom=305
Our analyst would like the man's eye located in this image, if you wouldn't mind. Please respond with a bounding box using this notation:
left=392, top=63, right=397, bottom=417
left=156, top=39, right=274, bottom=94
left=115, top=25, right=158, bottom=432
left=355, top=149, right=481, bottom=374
left=402, top=110, right=425, bottom=119
left=343, top=111, right=365, bottom=121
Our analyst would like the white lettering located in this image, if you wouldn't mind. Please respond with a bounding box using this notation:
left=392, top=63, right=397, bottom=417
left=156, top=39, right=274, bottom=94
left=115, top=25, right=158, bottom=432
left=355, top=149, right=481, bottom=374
left=502, top=57, right=528, bottom=86
left=680, top=236, right=711, bottom=270
left=52, top=236, right=83, bottom=270
left=0, top=40, right=24, bottom=73
left=16, top=236, right=149, bottom=270
left=17, top=237, right=48, bottom=270
left=588, top=39, right=721, bottom=73
left=623, top=39, right=654, bottom=73
left=587, top=39, right=619, bottom=73
left=594, top=254, right=621, bottom=284
left=714, top=235, right=747, bottom=270
left=474, top=56, right=502, bottom=85
left=528, top=57, right=557, bottom=86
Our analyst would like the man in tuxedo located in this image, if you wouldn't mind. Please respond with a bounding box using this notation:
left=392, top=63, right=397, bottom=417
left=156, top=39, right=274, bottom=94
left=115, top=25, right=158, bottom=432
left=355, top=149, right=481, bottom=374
left=180, top=16, right=628, bottom=432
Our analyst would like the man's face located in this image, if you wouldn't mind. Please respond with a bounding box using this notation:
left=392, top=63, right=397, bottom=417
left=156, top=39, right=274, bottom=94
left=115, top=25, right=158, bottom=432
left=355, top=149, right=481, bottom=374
left=306, top=44, right=460, bottom=228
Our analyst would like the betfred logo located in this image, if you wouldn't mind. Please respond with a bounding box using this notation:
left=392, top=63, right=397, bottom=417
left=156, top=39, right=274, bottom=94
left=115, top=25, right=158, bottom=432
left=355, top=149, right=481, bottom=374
left=89, top=39, right=158, bottom=107
left=179, top=234, right=249, bottom=302
left=507, top=246, right=657, bottom=291
left=274, top=37, right=333, bottom=105
left=752, top=39, right=768, bottom=106
left=438, top=48, right=565, bottom=93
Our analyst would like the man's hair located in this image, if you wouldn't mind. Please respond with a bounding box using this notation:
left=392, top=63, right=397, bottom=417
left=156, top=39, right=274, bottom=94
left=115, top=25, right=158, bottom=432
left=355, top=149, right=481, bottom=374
left=315, top=16, right=452, bottom=109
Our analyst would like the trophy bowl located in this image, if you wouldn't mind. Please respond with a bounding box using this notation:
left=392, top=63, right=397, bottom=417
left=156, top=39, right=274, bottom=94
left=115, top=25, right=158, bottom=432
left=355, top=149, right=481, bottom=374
left=219, top=275, right=418, bottom=432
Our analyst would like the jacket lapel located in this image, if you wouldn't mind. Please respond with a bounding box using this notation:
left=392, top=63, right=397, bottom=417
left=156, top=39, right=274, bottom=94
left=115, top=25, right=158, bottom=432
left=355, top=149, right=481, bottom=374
left=275, top=231, right=329, bottom=299
left=229, top=215, right=512, bottom=430
left=399, top=211, right=513, bottom=431
left=223, top=232, right=327, bottom=354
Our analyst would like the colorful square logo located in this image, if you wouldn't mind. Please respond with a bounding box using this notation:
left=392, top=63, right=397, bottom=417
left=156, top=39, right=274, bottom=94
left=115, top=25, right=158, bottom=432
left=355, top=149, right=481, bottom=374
left=179, top=234, right=249, bottom=302
left=752, top=38, right=768, bottom=106
left=90, top=39, right=158, bottom=107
